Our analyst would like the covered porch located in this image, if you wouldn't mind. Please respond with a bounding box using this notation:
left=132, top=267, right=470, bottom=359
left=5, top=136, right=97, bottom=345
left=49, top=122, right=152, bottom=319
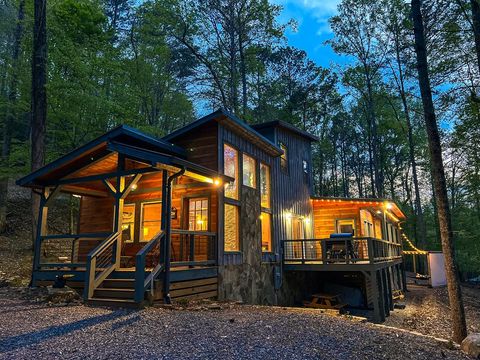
left=17, top=126, right=229, bottom=305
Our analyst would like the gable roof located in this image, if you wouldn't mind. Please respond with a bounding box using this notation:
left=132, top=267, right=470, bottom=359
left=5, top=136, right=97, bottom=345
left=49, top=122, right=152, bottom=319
left=163, top=108, right=283, bottom=157
left=16, top=125, right=187, bottom=187
left=251, top=120, right=319, bottom=142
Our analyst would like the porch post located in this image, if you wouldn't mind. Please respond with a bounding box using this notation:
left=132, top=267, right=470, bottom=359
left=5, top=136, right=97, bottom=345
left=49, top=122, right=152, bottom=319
left=113, top=155, right=125, bottom=268
left=30, top=188, right=48, bottom=286
left=163, top=167, right=185, bottom=304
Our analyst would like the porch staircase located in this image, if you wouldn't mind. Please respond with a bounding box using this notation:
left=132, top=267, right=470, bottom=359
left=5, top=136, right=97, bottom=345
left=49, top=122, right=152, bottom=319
left=88, top=271, right=138, bottom=307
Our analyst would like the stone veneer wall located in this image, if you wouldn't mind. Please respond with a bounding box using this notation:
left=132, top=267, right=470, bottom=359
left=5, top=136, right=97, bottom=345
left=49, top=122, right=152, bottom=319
left=218, top=186, right=316, bottom=306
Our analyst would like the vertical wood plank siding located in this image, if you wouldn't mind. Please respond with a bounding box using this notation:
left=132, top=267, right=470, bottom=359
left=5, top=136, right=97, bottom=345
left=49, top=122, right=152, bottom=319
left=266, top=127, right=314, bottom=248
left=218, top=126, right=275, bottom=265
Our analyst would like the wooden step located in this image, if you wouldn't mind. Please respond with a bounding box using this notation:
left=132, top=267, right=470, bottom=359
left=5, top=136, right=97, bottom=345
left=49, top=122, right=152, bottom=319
left=93, top=288, right=135, bottom=300
left=100, top=279, right=135, bottom=289
left=88, top=297, right=140, bottom=308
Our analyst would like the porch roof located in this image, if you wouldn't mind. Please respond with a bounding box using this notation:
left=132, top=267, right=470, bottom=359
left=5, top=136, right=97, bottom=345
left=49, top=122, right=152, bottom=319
left=17, top=125, right=231, bottom=189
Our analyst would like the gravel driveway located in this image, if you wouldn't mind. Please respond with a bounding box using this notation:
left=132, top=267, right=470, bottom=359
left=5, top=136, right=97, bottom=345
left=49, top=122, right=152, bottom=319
left=0, top=296, right=469, bottom=360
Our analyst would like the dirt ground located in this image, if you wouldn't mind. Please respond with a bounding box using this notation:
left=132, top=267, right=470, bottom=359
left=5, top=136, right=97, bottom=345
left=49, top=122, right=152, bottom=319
left=385, top=283, right=480, bottom=339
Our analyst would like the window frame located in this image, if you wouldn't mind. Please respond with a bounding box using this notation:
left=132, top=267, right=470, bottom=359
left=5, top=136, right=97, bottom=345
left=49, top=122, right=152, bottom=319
left=335, top=218, right=355, bottom=235
left=242, top=153, right=257, bottom=189
left=260, top=162, right=271, bottom=209
left=279, top=143, right=288, bottom=174
left=260, top=211, right=273, bottom=253
left=184, top=196, right=210, bottom=232
left=302, top=159, right=309, bottom=184
left=140, top=201, right=162, bottom=242
left=224, top=203, right=240, bottom=252
left=121, top=203, right=136, bottom=243
left=223, top=143, right=239, bottom=200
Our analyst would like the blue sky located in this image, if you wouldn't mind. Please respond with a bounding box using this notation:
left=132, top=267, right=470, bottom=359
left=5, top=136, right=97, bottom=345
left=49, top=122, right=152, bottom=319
left=274, top=0, right=346, bottom=67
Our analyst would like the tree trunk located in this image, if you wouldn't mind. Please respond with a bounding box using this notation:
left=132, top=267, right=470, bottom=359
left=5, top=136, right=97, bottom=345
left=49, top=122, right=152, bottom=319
left=31, top=0, right=48, bottom=247
left=0, top=0, right=25, bottom=234
left=411, top=0, right=467, bottom=343
left=471, top=0, right=480, bottom=74
left=393, top=34, right=427, bottom=247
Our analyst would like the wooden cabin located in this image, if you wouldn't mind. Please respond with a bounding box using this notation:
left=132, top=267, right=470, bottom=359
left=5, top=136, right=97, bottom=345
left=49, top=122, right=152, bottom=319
left=17, top=108, right=406, bottom=321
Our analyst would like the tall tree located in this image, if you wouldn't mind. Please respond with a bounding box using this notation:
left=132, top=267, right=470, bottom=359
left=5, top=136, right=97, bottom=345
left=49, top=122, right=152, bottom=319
left=31, top=0, right=48, bottom=243
left=411, top=0, right=467, bottom=343
left=0, top=0, right=25, bottom=233
left=329, top=0, right=387, bottom=197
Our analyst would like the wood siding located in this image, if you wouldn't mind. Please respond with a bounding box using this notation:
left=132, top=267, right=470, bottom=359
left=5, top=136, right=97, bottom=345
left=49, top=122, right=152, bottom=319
left=77, top=171, right=218, bottom=262
left=256, top=126, right=314, bottom=247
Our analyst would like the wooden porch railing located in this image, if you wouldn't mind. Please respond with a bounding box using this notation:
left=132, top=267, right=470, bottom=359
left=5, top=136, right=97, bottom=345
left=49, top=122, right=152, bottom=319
left=282, top=237, right=402, bottom=265
left=170, top=229, right=217, bottom=267
left=84, top=231, right=121, bottom=299
left=38, top=232, right=111, bottom=269
left=134, top=231, right=165, bottom=303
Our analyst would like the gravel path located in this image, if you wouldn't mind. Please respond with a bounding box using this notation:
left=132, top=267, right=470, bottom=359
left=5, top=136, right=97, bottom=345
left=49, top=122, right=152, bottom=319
left=0, top=295, right=470, bottom=360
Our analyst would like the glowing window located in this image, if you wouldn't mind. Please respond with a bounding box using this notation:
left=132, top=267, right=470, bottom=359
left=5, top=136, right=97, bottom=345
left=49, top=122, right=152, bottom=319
left=224, top=204, right=239, bottom=251
left=260, top=212, right=272, bottom=252
left=260, top=163, right=270, bottom=209
left=224, top=144, right=238, bottom=199
left=141, top=202, right=161, bottom=241
left=122, top=204, right=135, bottom=242
left=242, top=154, right=256, bottom=188
left=188, top=198, right=208, bottom=231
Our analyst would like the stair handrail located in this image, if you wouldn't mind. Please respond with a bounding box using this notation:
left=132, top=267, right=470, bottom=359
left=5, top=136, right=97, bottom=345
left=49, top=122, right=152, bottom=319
left=134, top=230, right=165, bottom=303
left=84, top=231, right=121, bottom=299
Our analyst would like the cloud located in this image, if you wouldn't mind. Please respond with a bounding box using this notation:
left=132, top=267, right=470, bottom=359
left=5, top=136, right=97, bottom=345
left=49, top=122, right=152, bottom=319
left=275, top=0, right=341, bottom=35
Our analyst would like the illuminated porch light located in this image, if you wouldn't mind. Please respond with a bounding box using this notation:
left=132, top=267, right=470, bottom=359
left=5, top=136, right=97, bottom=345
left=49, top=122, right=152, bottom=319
left=385, top=202, right=393, bottom=210
left=259, top=214, right=264, bottom=220
left=376, top=210, right=382, bottom=214
left=304, top=218, right=311, bottom=224
left=131, top=183, right=138, bottom=191
left=73, top=194, right=81, bottom=198
left=214, top=178, right=222, bottom=186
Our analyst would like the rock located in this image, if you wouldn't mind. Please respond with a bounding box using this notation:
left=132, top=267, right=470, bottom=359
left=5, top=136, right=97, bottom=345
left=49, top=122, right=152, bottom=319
left=46, top=286, right=81, bottom=304
left=461, top=333, right=480, bottom=358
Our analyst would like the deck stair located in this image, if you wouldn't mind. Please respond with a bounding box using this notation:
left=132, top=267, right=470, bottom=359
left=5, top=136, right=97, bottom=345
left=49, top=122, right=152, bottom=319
left=87, top=270, right=143, bottom=307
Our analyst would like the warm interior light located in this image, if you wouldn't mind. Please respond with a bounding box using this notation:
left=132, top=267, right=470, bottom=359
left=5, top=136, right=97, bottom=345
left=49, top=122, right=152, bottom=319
left=376, top=210, right=382, bottom=214
left=259, top=214, right=263, bottom=220
left=304, top=218, right=311, bottom=224
left=285, top=212, right=292, bottom=219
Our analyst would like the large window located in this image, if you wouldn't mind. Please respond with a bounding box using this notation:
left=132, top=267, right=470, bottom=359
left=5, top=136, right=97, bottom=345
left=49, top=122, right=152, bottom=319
left=336, top=219, right=354, bottom=234
left=224, top=144, right=238, bottom=199
left=188, top=198, right=209, bottom=231
left=260, top=163, right=270, bottom=209
left=224, top=204, right=239, bottom=251
left=260, top=212, right=272, bottom=252
left=141, top=202, right=161, bottom=241
left=122, top=204, right=136, bottom=242
left=280, top=143, right=288, bottom=173
left=242, top=154, right=256, bottom=188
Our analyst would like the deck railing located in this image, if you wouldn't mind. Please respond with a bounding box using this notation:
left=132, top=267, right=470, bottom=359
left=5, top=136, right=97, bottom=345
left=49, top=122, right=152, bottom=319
left=84, top=231, right=121, bottom=299
left=170, top=230, right=217, bottom=267
left=282, top=237, right=402, bottom=265
left=134, top=231, right=165, bottom=303
left=38, top=232, right=111, bottom=269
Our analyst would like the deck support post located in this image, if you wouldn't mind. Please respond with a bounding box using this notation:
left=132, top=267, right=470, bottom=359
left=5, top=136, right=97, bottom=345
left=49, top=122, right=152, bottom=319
left=387, top=267, right=394, bottom=311
left=163, top=167, right=185, bottom=304
left=30, top=188, right=48, bottom=287
left=371, top=269, right=385, bottom=322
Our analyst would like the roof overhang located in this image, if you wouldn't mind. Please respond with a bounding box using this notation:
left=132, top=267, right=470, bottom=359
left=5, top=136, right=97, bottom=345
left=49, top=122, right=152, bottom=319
left=164, top=108, right=284, bottom=157
left=311, top=196, right=406, bottom=222
left=17, top=126, right=231, bottom=189
left=252, top=120, right=319, bottom=142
